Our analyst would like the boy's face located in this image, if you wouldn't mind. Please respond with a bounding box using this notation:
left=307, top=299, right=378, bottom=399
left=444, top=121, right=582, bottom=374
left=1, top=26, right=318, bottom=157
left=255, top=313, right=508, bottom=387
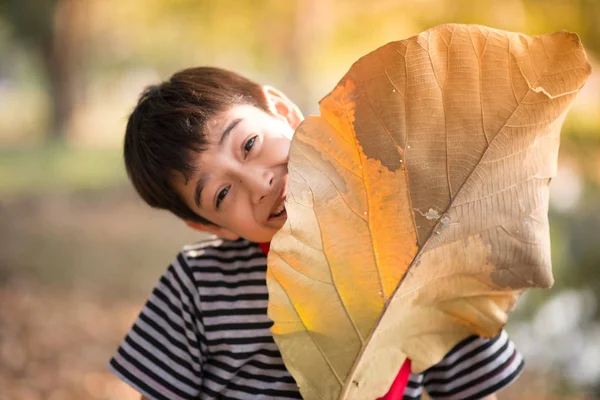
left=173, top=88, right=302, bottom=243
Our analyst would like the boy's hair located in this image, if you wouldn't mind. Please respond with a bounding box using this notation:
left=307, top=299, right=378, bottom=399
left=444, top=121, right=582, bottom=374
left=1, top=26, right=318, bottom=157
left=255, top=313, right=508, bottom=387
left=124, top=67, right=271, bottom=224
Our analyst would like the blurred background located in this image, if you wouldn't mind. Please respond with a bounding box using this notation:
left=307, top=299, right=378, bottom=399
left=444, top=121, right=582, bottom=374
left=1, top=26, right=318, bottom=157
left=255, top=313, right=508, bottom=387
left=0, top=0, right=599, bottom=399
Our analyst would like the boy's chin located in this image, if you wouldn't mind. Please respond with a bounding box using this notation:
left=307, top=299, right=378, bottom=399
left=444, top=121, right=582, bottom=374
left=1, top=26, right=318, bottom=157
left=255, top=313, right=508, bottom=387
left=247, top=224, right=286, bottom=244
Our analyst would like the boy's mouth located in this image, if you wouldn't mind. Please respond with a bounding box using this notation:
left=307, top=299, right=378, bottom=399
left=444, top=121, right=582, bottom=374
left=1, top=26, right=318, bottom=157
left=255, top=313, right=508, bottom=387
left=268, top=177, right=288, bottom=221
left=269, top=201, right=287, bottom=220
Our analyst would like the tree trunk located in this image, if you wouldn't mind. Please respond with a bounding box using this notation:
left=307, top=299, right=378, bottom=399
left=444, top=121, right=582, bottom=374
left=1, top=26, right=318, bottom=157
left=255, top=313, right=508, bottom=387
left=43, top=0, right=86, bottom=140
left=286, top=0, right=334, bottom=114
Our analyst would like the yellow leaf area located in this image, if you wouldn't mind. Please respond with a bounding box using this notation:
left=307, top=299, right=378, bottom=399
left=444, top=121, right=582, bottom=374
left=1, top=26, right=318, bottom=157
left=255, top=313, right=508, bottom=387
left=267, top=77, right=418, bottom=398
left=267, top=24, right=591, bottom=400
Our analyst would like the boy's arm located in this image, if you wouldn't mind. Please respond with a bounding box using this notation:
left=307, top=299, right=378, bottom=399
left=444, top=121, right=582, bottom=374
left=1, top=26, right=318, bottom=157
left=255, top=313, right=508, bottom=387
left=418, top=330, right=523, bottom=400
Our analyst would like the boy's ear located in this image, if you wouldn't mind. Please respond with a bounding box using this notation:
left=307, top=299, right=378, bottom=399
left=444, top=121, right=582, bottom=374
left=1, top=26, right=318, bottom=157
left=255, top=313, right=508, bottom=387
left=185, top=221, right=241, bottom=241
left=262, top=86, right=303, bottom=129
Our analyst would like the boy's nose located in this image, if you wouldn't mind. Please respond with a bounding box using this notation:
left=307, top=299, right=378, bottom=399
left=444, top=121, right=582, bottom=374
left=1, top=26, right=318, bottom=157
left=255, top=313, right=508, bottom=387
left=243, top=169, right=275, bottom=204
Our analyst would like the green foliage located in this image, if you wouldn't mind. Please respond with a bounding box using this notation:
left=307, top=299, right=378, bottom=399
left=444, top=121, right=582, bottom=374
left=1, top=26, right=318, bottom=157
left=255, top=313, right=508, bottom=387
left=0, top=144, right=126, bottom=196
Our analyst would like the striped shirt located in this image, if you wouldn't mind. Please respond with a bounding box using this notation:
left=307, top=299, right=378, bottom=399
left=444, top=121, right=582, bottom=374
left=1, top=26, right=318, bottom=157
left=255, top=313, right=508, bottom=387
left=404, top=329, right=524, bottom=400
left=109, top=238, right=524, bottom=400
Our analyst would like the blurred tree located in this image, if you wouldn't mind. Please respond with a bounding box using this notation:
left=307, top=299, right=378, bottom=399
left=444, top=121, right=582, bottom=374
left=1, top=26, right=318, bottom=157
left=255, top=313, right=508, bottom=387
left=0, top=0, right=88, bottom=140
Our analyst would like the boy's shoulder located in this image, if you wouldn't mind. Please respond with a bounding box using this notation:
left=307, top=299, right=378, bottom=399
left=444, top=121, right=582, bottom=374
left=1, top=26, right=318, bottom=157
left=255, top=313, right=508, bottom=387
left=179, top=236, right=263, bottom=262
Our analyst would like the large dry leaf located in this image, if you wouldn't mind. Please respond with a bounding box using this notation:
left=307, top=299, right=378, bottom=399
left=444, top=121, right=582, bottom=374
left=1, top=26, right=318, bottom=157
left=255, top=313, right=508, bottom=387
left=267, top=24, right=591, bottom=400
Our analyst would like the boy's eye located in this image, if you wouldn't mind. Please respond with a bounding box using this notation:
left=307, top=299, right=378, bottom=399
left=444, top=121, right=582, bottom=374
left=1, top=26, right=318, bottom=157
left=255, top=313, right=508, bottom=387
left=216, top=186, right=230, bottom=209
left=243, top=136, right=257, bottom=158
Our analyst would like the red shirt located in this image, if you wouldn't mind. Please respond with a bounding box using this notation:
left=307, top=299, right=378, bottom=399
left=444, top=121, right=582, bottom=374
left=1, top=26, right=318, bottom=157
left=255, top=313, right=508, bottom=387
left=258, top=242, right=410, bottom=399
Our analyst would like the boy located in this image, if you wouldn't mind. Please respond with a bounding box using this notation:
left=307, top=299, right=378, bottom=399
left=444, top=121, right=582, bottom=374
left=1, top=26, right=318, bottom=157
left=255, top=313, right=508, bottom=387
left=110, top=67, right=524, bottom=400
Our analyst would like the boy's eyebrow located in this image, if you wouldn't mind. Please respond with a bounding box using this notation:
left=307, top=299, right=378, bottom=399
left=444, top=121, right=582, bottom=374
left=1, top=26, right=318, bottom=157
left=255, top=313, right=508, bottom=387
left=194, top=118, right=243, bottom=208
left=194, top=174, right=207, bottom=208
left=219, top=118, right=242, bottom=146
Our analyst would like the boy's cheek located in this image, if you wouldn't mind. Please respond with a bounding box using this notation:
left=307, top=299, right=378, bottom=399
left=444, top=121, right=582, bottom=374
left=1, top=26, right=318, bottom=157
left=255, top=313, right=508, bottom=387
left=272, top=133, right=293, bottom=156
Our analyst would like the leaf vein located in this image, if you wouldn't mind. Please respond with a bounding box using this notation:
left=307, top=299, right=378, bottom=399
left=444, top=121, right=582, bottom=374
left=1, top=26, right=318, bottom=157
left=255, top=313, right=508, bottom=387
left=268, top=269, right=344, bottom=385
left=295, top=152, right=368, bottom=222
left=276, top=252, right=332, bottom=285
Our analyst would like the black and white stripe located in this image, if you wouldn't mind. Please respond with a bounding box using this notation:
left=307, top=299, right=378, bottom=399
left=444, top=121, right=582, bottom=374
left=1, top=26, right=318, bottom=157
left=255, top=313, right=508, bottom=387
left=403, top=330, right=524, bottom=400
left=110, top=238, right=523, bottom=400
left=110, top=238, right=301, bottom=400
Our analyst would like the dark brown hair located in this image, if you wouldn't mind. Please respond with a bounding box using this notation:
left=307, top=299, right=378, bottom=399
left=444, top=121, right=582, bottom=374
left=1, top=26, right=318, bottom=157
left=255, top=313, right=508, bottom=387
left=123, top=67, right=270, bottom=224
